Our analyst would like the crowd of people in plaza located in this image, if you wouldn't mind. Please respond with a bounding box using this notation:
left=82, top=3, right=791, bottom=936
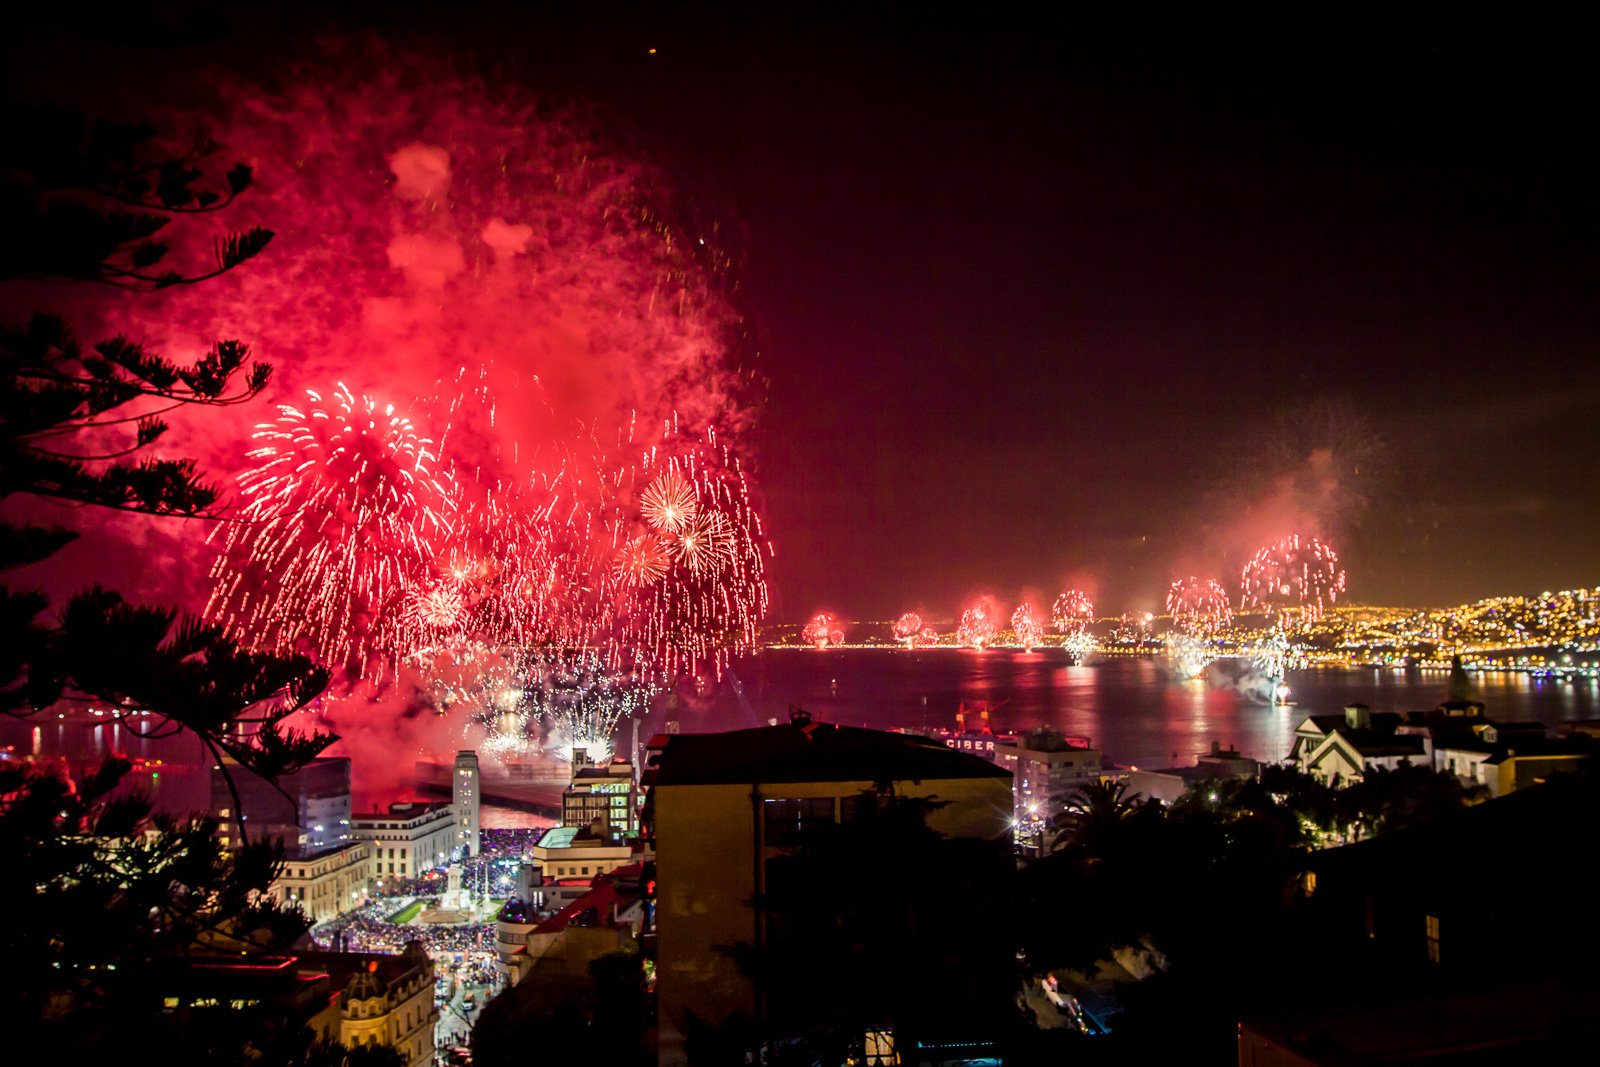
left=305, top=828, right=546, bottom=1063
left=311, top=899, right=495, bottom=956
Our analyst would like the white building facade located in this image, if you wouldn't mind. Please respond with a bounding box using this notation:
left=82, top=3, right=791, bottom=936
left=352, top=802, right=458, bottom=882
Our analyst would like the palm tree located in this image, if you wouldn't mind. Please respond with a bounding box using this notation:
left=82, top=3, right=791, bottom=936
left=1050, top=778, right=1144, bottom=856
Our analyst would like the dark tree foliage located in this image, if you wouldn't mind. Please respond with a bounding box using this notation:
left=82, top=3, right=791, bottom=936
left=0, top=99, right=331, bottom=780
left=0, top=103, right=272, bottom=290
left=1022, top=765, right=1490, bottom=1065
left=1337, top=761, right=1486, bottom=839
left=1, top=103, right=340, bottom=1061
left=0, top=754, right=301, bottom=1034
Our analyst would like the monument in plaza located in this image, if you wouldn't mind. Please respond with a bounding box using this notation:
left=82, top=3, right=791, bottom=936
left=438, top=863, right=473, bottom=914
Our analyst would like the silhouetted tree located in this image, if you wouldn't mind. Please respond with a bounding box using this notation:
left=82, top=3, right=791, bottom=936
left=2, top=102, right=338, bottom=1062
left=1050, top=777, right=1150, bottom=857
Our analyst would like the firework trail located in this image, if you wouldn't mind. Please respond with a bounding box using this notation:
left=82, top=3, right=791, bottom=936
left=1163, top=632, right=1214, bottom=680
left=1052, top=589, right=1094, bottom=637
left=207, top=384, right=454, bottom=677
left=603, top=423, right=770, bottom=682
left=1239, top=534, right=1346, bottom=628
left=1011, top=603, right=1044, bottom=651
left=405, top=638, right=533, bottom=758
left=1166, top=576, right=1234, bottom=636
left=892, top=612, right=924, bottom=648
left=523, top=651, right=656, bottom=763
left=1246, top=629, right=1294, bottom=705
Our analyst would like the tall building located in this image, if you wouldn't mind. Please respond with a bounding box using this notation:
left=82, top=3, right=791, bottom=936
left=995, top=729, right=1102, bottom=853
left=648, top=712, right=1013, bottom=1065
left=212, top=756, right=352, bottom=859
left=453, top=750, right=480, bottom=858
left=562, top=756, right=640, bottom=838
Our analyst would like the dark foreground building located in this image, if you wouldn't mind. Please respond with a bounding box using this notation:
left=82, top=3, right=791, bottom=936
left=648, top=711, right=1014, bottom=1066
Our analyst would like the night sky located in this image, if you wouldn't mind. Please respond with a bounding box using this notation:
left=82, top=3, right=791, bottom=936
left=10, top=7, right=1600, bottom=623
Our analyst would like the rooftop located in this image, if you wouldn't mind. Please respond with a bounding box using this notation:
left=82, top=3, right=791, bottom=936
left=650, top=714, right=1013, bottom=787
left=533, top=863, right=644, bottom=935
left=353, top=800, right=452, bottom=820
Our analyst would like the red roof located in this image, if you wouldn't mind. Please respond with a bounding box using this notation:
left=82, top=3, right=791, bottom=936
left=533, top=864, right=643, bottom=935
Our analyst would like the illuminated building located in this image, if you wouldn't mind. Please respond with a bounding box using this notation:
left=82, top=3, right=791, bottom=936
left=212, top=756, right=352, bottom=858
left=562, top=753, right=641, bottom=838
left=529, top=825, right=636, bottom=885
left=1296, top=705, right=1426, bottom=785
left=453, top=750, right=481, bottom=858
left=1288, top=705, right=1402, bottom=769
left=647, top=711, right=1011, bottom=1066
left=351, top=801, right=457, bottom=880
left=297, top=942, right=438, bottom=1067
left=996, top=729, right=1102, bottom=853
left=493, top=864, right=644, bottom=988
left=1126, top=741, right=1262, bottom=806
left=270, top=842, right=374, bottom=924
left=210, top=755, right=370, bottom=922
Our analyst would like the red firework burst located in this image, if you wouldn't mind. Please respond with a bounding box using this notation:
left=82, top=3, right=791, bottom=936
left=958, top=604, right=998, bottom=649
left=207, top=383, right=453, bottom=676
left=613, top=533, right=671, bottom=587
left=605, top=425, right=769, bottom=681
left=1011, top=604, right=1044, bottom=651
left=1240, top=534, right=1347, bottom=626
left=1052, top=589, right=1094, bottom=635
left=802, top=612, right=842, bottom=649
left=892, top=612, right=923, bottom=646
left=1166, top=577, right=1234, bottom=636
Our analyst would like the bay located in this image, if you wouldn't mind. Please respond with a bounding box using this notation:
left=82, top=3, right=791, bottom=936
left=674, top=649, right=1600, bottom=770
left=8, top=650, right=1597, bottom=818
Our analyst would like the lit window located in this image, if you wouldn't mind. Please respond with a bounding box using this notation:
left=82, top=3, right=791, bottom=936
left=1425, top=914, right=1441, bottom=964
left=862, top=1028, right=899, bottom=1065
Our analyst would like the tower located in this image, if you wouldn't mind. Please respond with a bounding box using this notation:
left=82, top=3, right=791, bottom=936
left=453, top=750, right=480, bottom=858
